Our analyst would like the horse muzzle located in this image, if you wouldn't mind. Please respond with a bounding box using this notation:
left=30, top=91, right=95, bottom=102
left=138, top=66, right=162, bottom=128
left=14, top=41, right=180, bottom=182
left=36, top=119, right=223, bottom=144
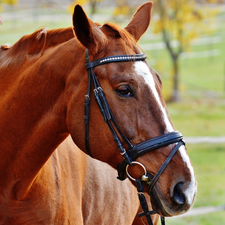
left=147, top=173, right=196, bottom=217
left=117, top=131, right=196, bottom=218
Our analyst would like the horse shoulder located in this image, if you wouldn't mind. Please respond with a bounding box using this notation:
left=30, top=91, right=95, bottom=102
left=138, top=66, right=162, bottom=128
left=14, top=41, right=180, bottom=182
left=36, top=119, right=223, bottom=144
left=0, top=136, right=86, bottom=225
left=43, top=137, right=87, bottom=224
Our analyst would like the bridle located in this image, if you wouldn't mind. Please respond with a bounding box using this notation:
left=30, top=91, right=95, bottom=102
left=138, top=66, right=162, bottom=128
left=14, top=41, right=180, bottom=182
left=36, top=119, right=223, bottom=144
left=84, top=49, right=185, bottom=225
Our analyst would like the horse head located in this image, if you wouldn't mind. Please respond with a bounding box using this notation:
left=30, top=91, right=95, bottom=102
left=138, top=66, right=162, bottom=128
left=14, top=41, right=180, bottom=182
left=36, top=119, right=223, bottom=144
left=66, top=2, right=197, bottom=217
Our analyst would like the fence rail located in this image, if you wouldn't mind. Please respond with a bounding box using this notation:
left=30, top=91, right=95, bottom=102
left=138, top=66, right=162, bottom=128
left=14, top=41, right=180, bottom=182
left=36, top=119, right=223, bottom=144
left=169, top=205, right=225, bottom=219
left=185, top=136, right=225, bottom=144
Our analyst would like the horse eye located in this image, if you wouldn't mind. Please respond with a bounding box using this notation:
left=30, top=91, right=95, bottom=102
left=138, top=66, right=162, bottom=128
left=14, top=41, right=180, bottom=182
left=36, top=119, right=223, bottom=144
left=116, top=86, right=134, bottom=97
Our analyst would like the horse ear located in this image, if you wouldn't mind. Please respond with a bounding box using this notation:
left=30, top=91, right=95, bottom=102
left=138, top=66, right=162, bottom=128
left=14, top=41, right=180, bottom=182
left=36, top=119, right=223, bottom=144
left=72, top=5, right=106, bottom=53
left=125, top=2, right=153, bottom=42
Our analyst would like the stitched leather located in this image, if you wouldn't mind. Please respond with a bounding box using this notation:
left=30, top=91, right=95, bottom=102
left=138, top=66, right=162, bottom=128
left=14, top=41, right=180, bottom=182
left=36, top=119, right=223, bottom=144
left=117, top=132, right=184, bottom=180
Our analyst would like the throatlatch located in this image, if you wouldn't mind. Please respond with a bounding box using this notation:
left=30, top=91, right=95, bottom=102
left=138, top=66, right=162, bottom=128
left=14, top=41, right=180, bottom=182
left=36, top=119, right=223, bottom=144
left=84, top=49, right=185, bottom=225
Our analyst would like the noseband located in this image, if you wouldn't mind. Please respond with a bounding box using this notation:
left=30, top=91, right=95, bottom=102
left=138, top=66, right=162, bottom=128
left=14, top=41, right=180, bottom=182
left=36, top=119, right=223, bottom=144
left=84, top=49, right=185, bottom=225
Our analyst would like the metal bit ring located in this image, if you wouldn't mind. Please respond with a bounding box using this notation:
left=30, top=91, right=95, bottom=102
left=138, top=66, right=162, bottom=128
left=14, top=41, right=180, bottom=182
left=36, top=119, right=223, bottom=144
left=126, top=161, right=147, bottom=181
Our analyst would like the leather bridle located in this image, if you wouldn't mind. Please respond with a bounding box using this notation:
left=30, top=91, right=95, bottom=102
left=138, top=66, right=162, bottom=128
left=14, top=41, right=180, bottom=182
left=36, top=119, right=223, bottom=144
left=84, top=49, right=185, bottom=225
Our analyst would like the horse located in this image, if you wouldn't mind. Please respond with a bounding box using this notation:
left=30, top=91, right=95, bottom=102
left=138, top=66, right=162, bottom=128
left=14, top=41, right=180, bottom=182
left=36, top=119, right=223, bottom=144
left=0, top=24, right=156, bottom=225
left=0, top=25, right=158, bottom=225
left=0, top=2, right=197, bottom=224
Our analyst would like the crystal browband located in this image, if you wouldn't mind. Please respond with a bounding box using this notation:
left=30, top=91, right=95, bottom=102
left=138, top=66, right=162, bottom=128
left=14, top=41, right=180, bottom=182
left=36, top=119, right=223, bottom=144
left=85, top=53, right=146, bottom=70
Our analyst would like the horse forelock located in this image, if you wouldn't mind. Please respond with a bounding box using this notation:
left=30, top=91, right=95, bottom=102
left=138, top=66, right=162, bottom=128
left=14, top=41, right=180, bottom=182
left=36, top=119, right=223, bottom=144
left=101, top=23, right=139, bottom=54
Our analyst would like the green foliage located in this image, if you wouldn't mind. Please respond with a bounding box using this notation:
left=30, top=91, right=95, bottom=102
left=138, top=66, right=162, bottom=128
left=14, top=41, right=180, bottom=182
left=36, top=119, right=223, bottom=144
left=1, top=0, right=17, bottom=4
left=0, top=0, right=18, bottom=6
left=113, top=0, right=131, bottom=16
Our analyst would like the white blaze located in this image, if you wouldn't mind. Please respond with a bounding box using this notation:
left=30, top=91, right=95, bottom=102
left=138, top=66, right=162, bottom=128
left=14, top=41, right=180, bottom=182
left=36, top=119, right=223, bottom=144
left=134, top=61, right=196, bottom=204
left=179, top=145, right=197, bottom=204
left=134, top=61, right=173, bottom=133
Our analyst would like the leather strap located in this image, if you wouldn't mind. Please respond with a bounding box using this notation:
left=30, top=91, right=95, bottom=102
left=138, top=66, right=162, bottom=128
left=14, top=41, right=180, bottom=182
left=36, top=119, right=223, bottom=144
left=148, top=141, right=185, bottom=193
left=136, top=178, right=154, bottom=225
left=84, top=50, right=92, bottom=157
left=117, top=131, right=184, bottom=180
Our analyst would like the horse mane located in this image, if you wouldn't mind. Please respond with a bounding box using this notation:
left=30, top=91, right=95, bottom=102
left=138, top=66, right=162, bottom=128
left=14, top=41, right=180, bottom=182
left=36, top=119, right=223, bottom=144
left=0, top=27, right=75, bottom=64
left=35, top=27, right=75, bottom=54
left=2, top=22, right=137, bottom=55
left=0, top=22, right=141, bottom=69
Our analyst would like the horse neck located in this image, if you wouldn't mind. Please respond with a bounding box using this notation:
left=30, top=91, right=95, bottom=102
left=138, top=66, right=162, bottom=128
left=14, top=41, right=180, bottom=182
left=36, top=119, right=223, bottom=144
left=1, top=27, right=74, bottom=55
left=0, top=27, right=75, bottom=94
left=0, top=37, right=85, bottom=201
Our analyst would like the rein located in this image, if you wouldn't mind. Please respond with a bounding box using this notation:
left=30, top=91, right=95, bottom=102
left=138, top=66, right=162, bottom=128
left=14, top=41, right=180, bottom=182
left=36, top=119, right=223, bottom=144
left=84, top=49, right=185, bottom=225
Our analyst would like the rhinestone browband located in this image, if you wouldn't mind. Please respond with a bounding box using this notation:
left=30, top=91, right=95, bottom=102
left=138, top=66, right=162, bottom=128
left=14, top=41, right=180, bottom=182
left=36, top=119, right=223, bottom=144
left=85, top=53, right=146, bottom=70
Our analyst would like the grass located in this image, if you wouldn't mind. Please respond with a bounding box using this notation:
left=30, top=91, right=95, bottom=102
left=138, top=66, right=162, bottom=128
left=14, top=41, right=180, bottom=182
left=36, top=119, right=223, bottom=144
left=167, top=100, right=225, bottom=136
left=167, top=211, right=225, bottom=225
left=189, top=144, right=225, bottom=207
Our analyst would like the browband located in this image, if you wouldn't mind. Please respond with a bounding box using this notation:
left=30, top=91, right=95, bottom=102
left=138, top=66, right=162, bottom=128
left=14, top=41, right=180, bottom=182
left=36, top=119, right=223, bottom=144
left=85, top=53, right=146, bottom=70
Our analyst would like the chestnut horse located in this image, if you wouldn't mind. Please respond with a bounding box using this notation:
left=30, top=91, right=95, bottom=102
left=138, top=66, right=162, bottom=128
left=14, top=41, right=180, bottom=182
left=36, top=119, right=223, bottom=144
left=0, top=25, right=157, bottom=224
left=0, top=2, right=197, bottom=224
left=0, top=24, right=155, bottom=225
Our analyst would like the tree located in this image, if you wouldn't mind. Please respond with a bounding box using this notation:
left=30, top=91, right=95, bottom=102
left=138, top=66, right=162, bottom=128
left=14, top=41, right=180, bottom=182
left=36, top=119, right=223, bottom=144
left=113, top=0, right=133, bottom=18
left=0, top=0, right=17, bottom=4
left=152, top=0, right=219, bottom=102
left=113, top=0, right=148, bottom=23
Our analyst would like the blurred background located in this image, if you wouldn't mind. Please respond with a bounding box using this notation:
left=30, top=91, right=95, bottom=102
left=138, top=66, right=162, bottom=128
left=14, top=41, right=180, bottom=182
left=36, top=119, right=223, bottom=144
left=0, top=0, right=225, bottom=224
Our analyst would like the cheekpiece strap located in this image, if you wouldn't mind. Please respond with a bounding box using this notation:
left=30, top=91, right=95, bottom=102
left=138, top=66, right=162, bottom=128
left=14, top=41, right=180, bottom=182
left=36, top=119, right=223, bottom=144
left=136, top=178, right=154, bottom=225
left=136, top=178, right=166, bottom=225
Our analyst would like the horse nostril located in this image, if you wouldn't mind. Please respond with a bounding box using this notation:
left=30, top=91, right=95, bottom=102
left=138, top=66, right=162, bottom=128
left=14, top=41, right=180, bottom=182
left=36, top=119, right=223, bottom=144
left=172, top=182, right=185, bottom=205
